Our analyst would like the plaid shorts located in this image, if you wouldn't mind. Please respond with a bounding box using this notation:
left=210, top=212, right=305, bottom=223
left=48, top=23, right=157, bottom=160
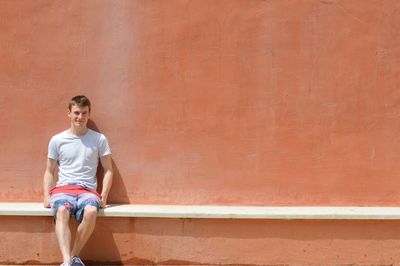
left=50, top=192, right=101, bottom=223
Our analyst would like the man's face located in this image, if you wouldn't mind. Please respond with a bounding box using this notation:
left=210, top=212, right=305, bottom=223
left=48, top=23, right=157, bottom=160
left=68, top=105, right=90, bottom=128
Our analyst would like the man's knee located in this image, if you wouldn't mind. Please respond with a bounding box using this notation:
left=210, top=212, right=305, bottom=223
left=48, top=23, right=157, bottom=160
left=56, top=206, right=70, bottom=222
left=83, top=205, right=98, bottom=220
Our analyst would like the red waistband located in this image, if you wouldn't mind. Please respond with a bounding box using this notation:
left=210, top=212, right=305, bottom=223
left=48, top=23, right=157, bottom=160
left=50, top=185, right=101, bottom=198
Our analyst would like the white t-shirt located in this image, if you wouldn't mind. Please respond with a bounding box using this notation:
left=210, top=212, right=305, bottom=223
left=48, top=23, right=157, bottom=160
left=48, top=129, right=111, bottom=190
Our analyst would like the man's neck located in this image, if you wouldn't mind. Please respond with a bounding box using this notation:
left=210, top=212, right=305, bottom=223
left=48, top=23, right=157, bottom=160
left=69, top=126, right=88, bottom=136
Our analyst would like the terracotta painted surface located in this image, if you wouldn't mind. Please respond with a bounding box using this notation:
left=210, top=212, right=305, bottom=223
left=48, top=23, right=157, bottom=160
left=1, top=0, right=399, bottom=206
left=1, top=0, right=400, bottom=265
left=3, top=216, right=400, bottom=265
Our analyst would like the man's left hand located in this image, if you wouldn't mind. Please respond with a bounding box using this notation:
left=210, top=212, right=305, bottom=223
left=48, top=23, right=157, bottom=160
left=100, top=193, right=108, bottom=208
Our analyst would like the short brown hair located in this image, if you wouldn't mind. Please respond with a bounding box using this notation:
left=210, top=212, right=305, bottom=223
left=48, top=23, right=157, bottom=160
left=69, top=95, right=91, bottom=112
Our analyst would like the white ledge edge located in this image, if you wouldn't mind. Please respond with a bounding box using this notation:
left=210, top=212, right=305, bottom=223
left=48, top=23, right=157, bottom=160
left=1, top=203, right=400, bottom=219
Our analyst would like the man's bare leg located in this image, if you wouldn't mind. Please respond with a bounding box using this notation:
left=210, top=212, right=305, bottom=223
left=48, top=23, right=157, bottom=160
left=71, top=205, right=98, bottom=257
left=55, top=206, right=72, bottom=264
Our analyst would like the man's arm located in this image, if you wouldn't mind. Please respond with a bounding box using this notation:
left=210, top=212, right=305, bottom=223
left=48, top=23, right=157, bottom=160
left=99, top=154, right=113, bottom=207
left=43, top=158, right=57, bottom=208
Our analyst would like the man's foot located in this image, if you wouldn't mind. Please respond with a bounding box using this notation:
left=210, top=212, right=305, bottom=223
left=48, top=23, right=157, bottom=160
left=71, top=256, right=86, bottom=266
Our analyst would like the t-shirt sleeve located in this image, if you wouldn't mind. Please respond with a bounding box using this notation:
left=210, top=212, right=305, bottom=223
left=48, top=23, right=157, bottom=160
left=48, top=137, right=59, bottom=160
left=99, top=135, right=111, bottom=157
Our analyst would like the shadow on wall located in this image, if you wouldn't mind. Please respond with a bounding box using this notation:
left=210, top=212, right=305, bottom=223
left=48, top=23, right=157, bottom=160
left=84, top=119, right=130, bottom=263
left=88, top=119, right=130, bottom=204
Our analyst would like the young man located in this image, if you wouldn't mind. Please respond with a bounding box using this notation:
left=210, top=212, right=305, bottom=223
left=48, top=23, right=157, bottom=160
left=43, top=95, right=113, bottom=266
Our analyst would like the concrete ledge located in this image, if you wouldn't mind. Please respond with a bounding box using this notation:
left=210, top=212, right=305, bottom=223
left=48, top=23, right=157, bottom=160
left=1, top=202, right=400, bottom=219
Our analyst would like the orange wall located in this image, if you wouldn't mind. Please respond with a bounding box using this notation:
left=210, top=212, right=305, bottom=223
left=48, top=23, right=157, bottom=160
left=2, top=0, right=400, bottom=206
left=1, top=0, right=400, bottom=206
left=3, top=216, right=400, bottom=265
left=0, top=217, right=400, bottom=266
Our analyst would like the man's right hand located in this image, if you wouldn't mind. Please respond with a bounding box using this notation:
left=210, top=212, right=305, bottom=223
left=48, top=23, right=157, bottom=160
left=43, top=158, right=57, bottom=208
left=43, top=196, right=50, bottom=208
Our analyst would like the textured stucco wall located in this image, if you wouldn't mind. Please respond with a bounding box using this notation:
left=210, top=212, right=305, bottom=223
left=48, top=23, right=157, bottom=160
left=3, top=216, right=400, bottom=265
left=1, top=0, right=400, bottom=206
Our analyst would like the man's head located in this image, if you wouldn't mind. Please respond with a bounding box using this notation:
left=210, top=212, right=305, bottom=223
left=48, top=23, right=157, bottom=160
left=68, top=95, right=91, bottom=131
left=68, top=95, right=91, bottom=112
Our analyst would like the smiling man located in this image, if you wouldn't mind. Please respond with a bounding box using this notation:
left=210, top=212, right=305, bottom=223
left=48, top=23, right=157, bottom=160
left=43, top=95, right=113, bottom=266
